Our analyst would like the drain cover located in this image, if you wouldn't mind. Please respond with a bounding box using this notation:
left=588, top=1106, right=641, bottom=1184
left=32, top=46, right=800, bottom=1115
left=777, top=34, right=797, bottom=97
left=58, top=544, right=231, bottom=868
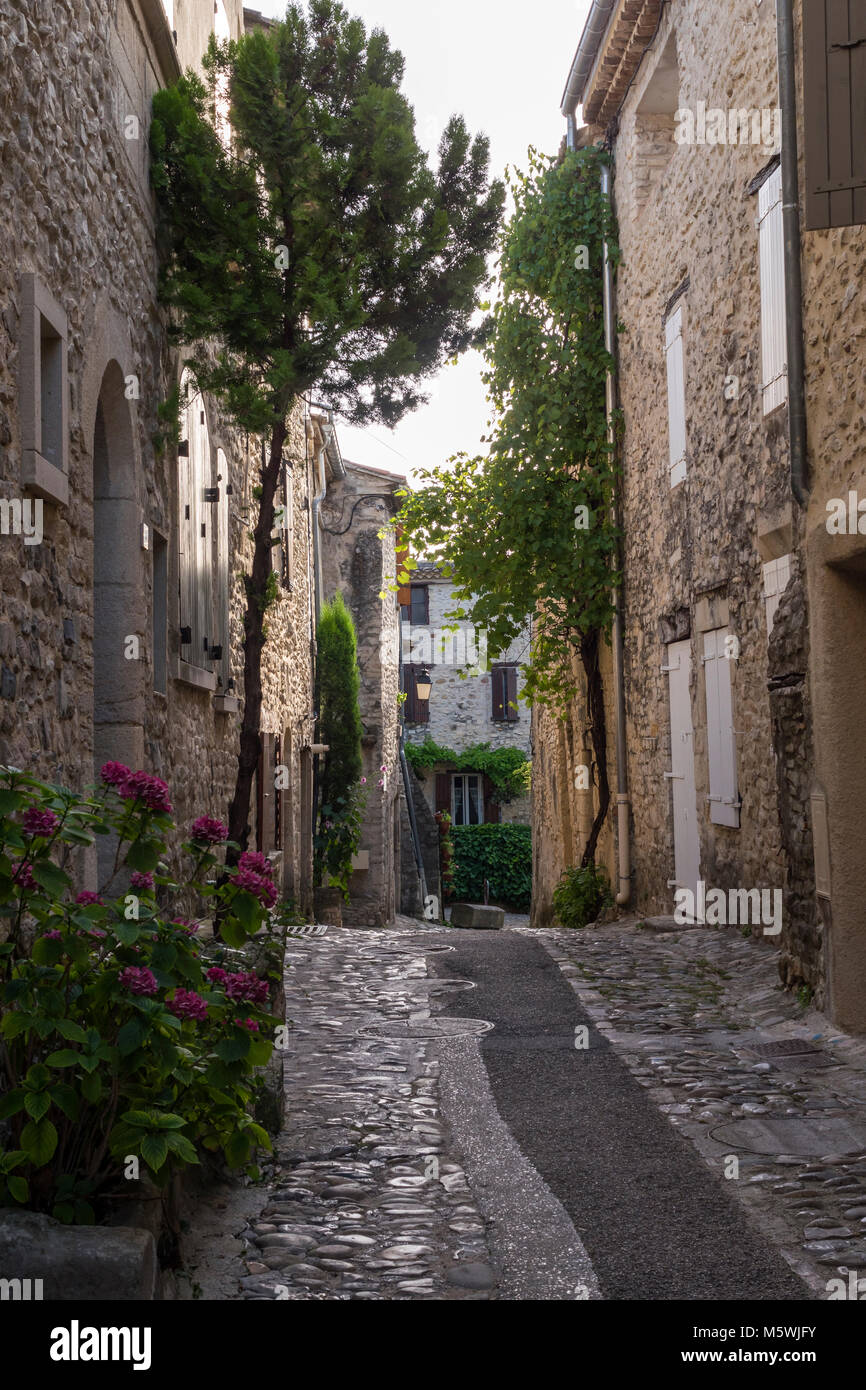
left=744, top=1039, right=836, bottom=1070
left=357, top=1018, right=494, bottom=1039
left=713, top=1114, right=866, bottom=1157
left=383, top=943, right=455, bottom=955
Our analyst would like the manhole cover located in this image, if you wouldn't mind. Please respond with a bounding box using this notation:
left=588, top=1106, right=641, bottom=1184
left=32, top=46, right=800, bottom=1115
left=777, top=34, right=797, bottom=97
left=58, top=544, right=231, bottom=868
left=713, top=1114, right=866, bottom=1157
left=357, top=1018, right=494, bottom=1039
left=746, top=1039, right=820, bottom=1057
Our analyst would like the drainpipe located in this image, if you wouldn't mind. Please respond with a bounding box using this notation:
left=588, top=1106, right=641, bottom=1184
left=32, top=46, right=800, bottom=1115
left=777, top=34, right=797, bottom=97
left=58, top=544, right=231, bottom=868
left=776, top=0, right=808, bottom=506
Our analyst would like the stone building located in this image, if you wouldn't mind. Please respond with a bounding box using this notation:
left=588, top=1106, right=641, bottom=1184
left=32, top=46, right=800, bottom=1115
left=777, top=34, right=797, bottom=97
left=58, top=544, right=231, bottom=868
left=319, top=458, right=405, bottom=927
left=401, top=562, right=531, bottom=827
left=0, top=0, right=403, bottom=924
left=536, top=0, right=866, bottom=1028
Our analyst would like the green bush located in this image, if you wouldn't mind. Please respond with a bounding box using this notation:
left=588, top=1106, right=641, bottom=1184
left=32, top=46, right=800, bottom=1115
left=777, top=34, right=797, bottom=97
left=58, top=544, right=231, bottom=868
left=450, top=824, right=531, bottom=910
left=552, top=862, right=612, bottom=929
left=315, top=594, right=366, bottom=896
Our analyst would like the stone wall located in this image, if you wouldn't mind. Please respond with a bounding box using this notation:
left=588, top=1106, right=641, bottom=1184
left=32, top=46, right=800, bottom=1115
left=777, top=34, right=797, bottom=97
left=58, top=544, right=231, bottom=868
left=0, top=1, right=317, bottom=914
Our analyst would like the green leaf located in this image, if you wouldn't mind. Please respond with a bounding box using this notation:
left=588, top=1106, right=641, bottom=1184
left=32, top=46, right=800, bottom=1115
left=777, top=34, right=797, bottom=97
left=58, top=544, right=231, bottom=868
left=7, top=1176, right=29, bottom=1203
left=0, top=789, right=25, bottom=817
left=117, top=1019, right=146, bottom=1057
left=0, top=1089, right=26, bottom=1119
left=230, top=890, right=259, bottom=931
left=54, top=1019, right=87, bottom=1044
left=164, top=1132, right=200, bottom=1164
left=113, top=920, right=141, bottom=946
left=140, top=1134, right=169, bottom=1172
left=45, top=1049, right=81, bottom=1069
left=30, top=860, right=71, bottom=896
left=80, top=1072, right=102, bottom=1104
left=20, top=1118, right=58, bottom=1165
left=215, top=1034, right=250, bottom=1063
left=125, top=838, right=162, bottom=873
left=219, top=918, right=247, bottom=948
left=224, top=1129, right=252, bottom=1168
left=50, top=1084, right=80, bottom=1122
left=24, top=1092, right=50, bottom=1121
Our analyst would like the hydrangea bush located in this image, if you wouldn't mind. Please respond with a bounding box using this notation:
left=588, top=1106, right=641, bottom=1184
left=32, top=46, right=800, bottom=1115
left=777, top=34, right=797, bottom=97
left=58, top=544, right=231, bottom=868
left=0, top=764, right=283, bottom=1223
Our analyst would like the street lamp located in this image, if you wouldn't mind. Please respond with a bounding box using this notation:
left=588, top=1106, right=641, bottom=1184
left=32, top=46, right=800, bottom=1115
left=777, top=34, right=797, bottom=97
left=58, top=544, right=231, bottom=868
left=416, top=667, right=432, bottom=701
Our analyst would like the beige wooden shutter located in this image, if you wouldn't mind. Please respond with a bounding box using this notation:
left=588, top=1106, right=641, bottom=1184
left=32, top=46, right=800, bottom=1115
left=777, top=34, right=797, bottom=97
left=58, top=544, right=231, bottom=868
left=664, top=305, right=687, bottom=486
left=703, top=629, right=740, bottom=829
left=758, top=167, right=788, bottom=416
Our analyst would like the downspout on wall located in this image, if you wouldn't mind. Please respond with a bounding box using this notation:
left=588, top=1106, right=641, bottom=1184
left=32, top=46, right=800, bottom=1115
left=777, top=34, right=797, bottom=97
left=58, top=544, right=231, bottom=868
left=776, top=0, right=808, bottom=506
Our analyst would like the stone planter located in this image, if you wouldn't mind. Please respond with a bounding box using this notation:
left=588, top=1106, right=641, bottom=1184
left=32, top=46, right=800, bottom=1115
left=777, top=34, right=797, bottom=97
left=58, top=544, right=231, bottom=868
left=314, top=886, right=343, bottom=926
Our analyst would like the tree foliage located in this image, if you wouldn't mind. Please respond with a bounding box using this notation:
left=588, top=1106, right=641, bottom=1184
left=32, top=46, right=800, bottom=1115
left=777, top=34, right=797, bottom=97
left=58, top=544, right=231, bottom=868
left=149, top=0, right=504, bottom=856
left=315, top=594, right=364, bottom=893
left=404, top=737, right=530, bottom=803
left=397, top=146, right=621, bottom=712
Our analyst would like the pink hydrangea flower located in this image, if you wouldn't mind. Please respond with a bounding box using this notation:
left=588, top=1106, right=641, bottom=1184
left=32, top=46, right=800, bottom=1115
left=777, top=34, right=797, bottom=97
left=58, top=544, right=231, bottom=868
left=224, top=970, right=269, bottom=1006
left=238, top=850, right=272, bottom=878
left=22, top=807, right=59, bottom=837
left=12, top=862, right=35, bottom=891
left=130, top=871, right=154, bottom=891
left=237, top=1017, right=260, bottom=1032
left=42, top=929, right=63, bottom=941
left=101, top=761, right=131, bottom=788
left=120, top=771, right=172, bottom=814
left=235, top=865, right=277, bottom=908
left=191, top=816, right=228, bottom=845
left=75, top=890, right=103, bottom=906
left=380, top=765, right=387, bottom=773
left=118, top=966, right=158, bottom=996
left=206, top=966, right=229, bottom=985
left=168, top=989, right=208, bottom=1021
left=360, top=777, right=367, bottom=785
left=172, top=918, right=199, bottom=935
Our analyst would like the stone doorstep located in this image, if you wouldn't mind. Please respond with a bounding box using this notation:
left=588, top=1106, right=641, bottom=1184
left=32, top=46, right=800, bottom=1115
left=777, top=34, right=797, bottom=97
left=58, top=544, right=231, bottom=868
left=449, top=903, right=505, bottom=931
left=0, top=1210, right=158, bottom=1300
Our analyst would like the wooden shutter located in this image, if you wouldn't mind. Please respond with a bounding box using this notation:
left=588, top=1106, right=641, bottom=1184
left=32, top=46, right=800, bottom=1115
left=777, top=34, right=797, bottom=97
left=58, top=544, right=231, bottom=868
left=506, top=666, right=519, bottom=721
left=758, top=167, right=788, bottom=416
left=703, top=629, right=740, bottom=829
left=215, top=448, right=230, bottom=683
left=483, top=774, right=500, bottom=824
left=491, top=667, right=505, bottom=719
left=804, top=0, right=866, bottom=229
left=435, top=773, right=451, bottom=814
left=665, top=305, right=687, bottom=487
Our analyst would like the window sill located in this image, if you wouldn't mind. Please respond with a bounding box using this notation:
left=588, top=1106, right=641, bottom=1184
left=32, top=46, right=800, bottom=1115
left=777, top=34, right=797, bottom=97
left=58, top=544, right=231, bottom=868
left=213, top=694, right=239, bottom=714
left=22, top=451, right=68, bottom=508
left=174, top=661, right=217, bottom=693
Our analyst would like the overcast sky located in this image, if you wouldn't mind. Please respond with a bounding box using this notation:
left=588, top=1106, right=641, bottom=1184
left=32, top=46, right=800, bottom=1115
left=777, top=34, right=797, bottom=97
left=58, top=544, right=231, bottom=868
left=251, top=0, right=591, bottom=482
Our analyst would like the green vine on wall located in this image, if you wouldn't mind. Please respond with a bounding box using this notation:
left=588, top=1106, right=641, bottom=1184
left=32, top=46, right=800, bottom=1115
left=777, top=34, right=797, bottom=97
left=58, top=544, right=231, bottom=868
left=398, top=145, right=621, bottom=865
left=405, top=738, right=530, bottom=804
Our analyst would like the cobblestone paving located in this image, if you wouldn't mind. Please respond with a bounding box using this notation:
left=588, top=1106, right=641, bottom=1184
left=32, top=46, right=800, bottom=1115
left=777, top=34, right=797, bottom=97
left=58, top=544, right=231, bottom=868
left=537, top=919, right=866, bottom=1298
left=237, top=918, right=498, bottom=1300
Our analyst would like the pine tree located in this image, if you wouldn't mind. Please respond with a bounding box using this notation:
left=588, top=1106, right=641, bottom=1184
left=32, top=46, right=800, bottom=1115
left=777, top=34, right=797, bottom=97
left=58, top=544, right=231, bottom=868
left=150, top=0, right=503, bottom=857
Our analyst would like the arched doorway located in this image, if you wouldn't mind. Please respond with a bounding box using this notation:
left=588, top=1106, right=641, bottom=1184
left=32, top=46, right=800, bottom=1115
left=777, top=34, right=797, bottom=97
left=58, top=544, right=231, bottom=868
left=92, top=362, right=145, bottom=878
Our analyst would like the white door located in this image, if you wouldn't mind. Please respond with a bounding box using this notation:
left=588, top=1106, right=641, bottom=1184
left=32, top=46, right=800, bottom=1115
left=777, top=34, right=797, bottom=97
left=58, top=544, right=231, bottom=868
left=665, top=640, right=701, bottom=917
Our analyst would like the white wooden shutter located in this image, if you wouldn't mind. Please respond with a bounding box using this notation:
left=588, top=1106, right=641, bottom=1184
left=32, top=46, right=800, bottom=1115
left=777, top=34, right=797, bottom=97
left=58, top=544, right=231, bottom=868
left=703, top=628, right=740, bottom=828
left=758, top=166, right=787, bottom=415
left=178, top=376, right=195, bottom=666
left=762, top=553, right=792, bottom=635
left=665, top=305, right=687, bottom=486
left=216, top=447, right=230, bottom=683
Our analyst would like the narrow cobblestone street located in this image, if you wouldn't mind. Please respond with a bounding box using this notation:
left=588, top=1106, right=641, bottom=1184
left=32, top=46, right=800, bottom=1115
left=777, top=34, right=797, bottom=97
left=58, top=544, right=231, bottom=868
left=180, top=916, right=866, bottom=1302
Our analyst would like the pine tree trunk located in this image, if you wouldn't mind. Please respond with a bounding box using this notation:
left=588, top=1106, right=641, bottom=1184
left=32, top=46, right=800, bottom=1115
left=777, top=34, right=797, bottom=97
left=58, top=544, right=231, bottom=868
left=579, top=626, right=610, bottom=868
left=225, top=417, right=288, bottom=865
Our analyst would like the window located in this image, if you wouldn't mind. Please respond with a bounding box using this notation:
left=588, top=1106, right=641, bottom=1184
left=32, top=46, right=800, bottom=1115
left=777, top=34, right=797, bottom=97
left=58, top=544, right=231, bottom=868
left=178, top=373, right=214, bottom=676
left=803, top=2, right=866, bottom=229
left=703, top=628, right=740, bottom=828
left=758, top=165, right=787, bottom=416
left=664, top=303, right=687, bottom=487
left=19, top=273, right=68, bottom=506
left=402, top=664, right=430, bottom=724
left=452, top=773, right=483, bottom=826
left=762, top=553, right=792, bottom=635
left=406, top=584, right=429, bottom=625
left=491, top=664, right=519, bottom=721
left=213, top=2, right=231, bottom=149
